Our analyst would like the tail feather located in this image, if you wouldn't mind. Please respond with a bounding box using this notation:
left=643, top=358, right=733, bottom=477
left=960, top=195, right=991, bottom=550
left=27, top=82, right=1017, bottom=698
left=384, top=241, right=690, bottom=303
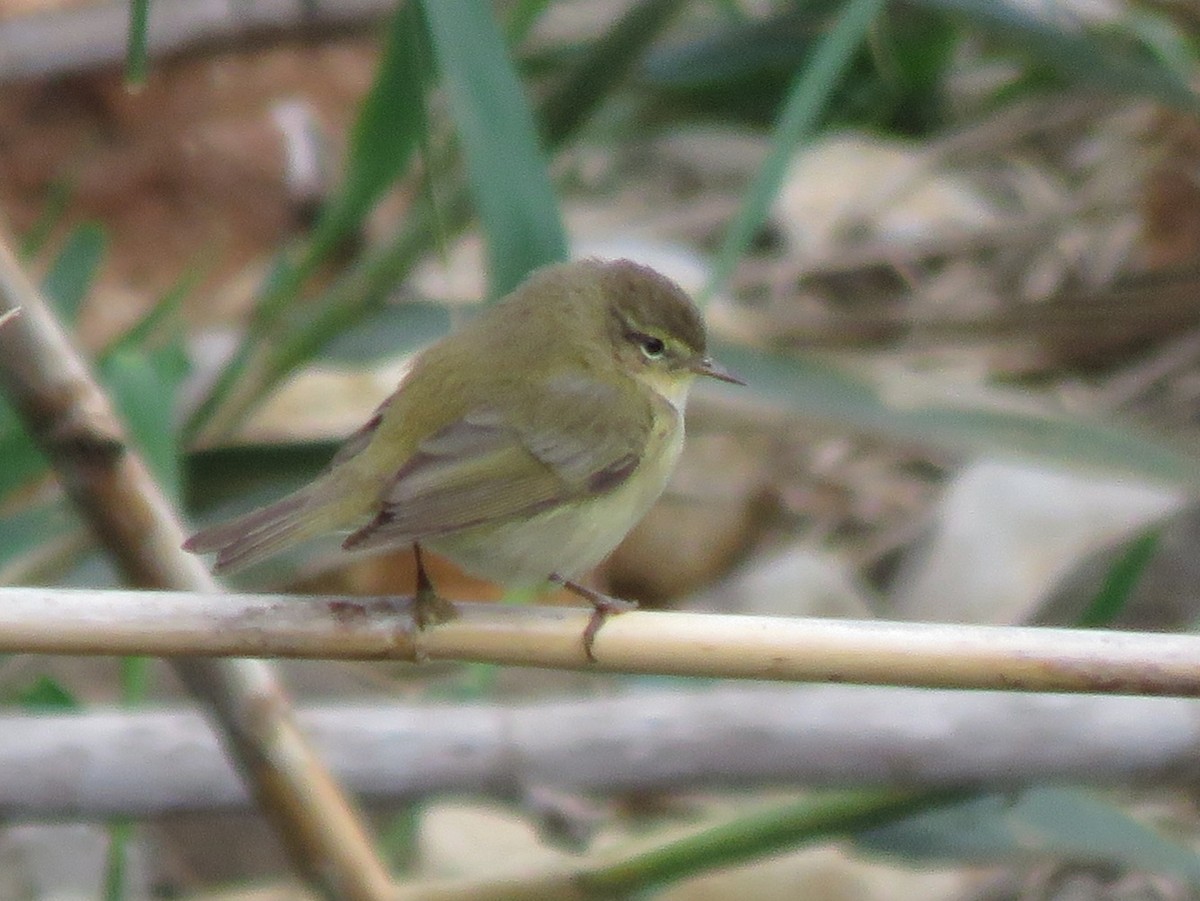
left=184, top=487, right=329, bottom=573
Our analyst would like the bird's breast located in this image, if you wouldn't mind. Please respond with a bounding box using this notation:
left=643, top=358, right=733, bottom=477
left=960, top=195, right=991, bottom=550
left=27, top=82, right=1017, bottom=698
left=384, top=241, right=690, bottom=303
left=427, top=406, right=685, bottom=586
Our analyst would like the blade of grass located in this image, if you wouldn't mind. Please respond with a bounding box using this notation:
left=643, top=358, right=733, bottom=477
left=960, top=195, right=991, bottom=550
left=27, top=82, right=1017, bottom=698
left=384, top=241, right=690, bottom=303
left=103, top=256, right=194, bottom=506
left=110, top=260, right=202, bottom=354
left=298, top=0, right=433, bottom=289
left=422, top=0, right=567, bottom=296
left=1076, top=525, right=1163, bottom=627
left=578, top=789, right=969, bottom=895
left=42, top=223, right=105, bottom=327
left=109, top=643, right=150, bottom=901
left=504, top=0, right=555, bottom=45
left=12, top=675, right=79, bottom=708
left=102, top=346, right=188, bottom=504
left=103, top=819, right=134, bottom=901
left=125, top=0, right=151, bottom=87
left=705, top=0, right=886, bottom=300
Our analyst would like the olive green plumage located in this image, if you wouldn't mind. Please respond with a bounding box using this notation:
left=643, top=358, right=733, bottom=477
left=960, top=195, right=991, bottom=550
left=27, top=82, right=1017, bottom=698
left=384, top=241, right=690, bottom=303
left=184, top=258, right=739, bottom=586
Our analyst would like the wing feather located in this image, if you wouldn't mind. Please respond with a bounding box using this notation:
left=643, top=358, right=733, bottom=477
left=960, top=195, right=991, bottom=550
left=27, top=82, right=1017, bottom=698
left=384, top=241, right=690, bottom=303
left=343, top=373, right=652, bottom=550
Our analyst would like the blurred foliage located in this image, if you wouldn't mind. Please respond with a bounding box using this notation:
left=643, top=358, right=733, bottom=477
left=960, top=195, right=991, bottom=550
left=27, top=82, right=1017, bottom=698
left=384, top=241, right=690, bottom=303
left=858, top=787, right=1200, bottom=884
left=641, top=1, right=958, bottom=131
left=3, top=0, right=1200, bottom=894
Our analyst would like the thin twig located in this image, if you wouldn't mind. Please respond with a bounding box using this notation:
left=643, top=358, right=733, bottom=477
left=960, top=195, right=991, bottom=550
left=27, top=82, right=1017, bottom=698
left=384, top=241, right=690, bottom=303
left=0, top=237, right=393, bottom=898
left=0, top=686, right=1196, bottom=816
left=1, top=587, right=1200, bottom=696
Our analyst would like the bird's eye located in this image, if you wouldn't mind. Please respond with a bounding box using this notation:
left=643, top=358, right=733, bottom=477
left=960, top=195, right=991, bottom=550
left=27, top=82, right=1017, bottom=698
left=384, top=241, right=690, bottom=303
left=639, top=335, right=666, bottom=359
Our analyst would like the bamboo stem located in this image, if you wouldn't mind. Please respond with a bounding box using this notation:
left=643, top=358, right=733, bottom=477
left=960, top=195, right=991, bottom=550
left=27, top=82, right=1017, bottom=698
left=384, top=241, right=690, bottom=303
left=1, top=587, right=1200, bottom=696
left=0, top=237, right=393, bottom=899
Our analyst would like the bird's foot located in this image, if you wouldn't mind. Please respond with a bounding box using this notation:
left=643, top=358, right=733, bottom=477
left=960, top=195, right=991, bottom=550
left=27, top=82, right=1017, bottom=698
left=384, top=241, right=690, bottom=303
left=412, top=544, right=459, bottom=630
left=413, top=585, right=459, bottom=630
left=553, top=575, right=637, bottom=662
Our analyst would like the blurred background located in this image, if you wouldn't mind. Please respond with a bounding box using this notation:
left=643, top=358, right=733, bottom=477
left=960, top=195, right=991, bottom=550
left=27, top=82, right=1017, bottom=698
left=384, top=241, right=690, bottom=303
left=5, top=0, right=1200, bottom=897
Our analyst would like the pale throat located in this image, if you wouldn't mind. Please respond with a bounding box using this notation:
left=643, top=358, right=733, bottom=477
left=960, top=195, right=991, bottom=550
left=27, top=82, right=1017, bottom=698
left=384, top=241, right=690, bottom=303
left=636, top=368, right=695, bottom=413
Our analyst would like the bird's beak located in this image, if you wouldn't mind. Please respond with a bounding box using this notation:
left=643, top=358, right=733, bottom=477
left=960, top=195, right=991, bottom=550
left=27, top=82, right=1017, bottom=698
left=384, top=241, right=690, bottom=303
left=691, top=356, right=746, bottom=385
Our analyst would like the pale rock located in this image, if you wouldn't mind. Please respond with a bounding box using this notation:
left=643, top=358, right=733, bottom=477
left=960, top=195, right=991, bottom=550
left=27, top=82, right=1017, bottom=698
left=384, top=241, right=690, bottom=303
left=889, top=459, right=1182, bottom=624
left=696, top=544, right=877, bottom=619
left=772, top=133, right=998, bottom=264
left=418, top=802, right=567, bottom=879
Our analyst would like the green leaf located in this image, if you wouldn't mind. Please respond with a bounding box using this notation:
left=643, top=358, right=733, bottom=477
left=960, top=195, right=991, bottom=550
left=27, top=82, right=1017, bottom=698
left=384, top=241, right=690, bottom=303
left=422, top=0, right=568, bottom=296
left=104, top=819, right=135, bottom=901
left=108, top=262, right=201, bottom=357
left=120, top=656, right=151, bottom=705
left=125, top=0, right=151, bottom=86
left=711, top=342, right=1200, bottom=486
left=504, top=0, right=554, bottom=45
left=261, top=0, right=434, bottom=320
left=101, top=344, right=188, bottom=505
left=95, top=251, right=193, bottom=508
left=705, top=0, right=886, bottom=299
left=1123, top=9, right=1196, bottom=83
left=315, top=300, right=454, bottom=365
left=42, top=222, right=105, bottom=328
left=13, top=675, right=80, bottom=710
left=305, top=2, right=434, bottom=271
left=0, top=502, right=80, bottom=576
left=580, top=789, right=968, bottom=895
left=380, top=806, right=422, bottom=871
left=0, top=407, right=49, bottom=507
left=1076, top=525, right=1163, bottom=628
left=857, top=788, right=1200, bottom=884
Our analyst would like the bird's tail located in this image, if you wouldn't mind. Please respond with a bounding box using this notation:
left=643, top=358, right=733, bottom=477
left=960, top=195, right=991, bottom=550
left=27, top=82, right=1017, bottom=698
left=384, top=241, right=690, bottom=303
left=183, top=481, right=342, bottom=573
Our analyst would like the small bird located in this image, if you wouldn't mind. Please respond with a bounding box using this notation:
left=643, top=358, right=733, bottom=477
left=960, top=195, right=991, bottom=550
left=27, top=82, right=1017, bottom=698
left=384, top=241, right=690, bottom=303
left=184, top=258, right=743, bottom=657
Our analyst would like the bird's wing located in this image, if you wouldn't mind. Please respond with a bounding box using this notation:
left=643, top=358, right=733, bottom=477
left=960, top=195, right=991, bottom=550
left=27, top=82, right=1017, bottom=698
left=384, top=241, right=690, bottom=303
left=342, top=372, right=654, bottom=550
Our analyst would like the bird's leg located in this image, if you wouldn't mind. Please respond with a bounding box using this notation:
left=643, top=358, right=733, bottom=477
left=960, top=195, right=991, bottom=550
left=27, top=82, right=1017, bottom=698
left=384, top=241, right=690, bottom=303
left=551, top=575, right=637, bottom=662
left=412, top=543, right=459, bottom=630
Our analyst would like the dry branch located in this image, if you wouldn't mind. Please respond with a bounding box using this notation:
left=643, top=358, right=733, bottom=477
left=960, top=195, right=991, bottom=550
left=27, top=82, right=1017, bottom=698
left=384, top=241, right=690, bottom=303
left=0, top=238, right=392, bottom=898
left=1, top=685, right=1197, bottom=816
left=2, top=586, right=1200, bottom=696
